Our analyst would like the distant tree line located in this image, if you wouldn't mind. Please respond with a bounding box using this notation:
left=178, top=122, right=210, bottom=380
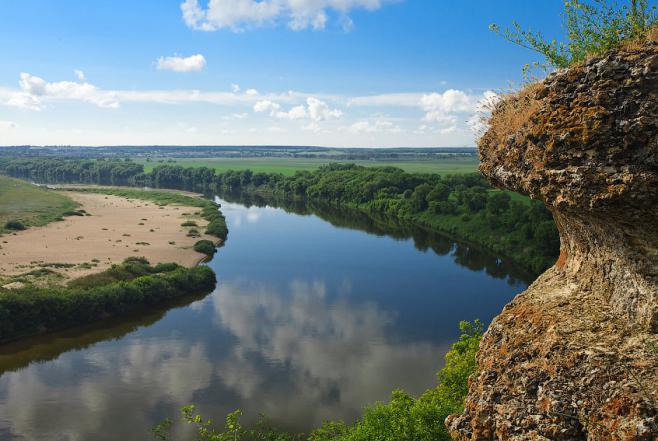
left=0, top=158, right=559, bottom=273
left=0, top=157, right=143, bottom=186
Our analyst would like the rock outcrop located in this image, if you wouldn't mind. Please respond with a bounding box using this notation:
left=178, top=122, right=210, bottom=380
left=447, top=40, right=658, bottom=440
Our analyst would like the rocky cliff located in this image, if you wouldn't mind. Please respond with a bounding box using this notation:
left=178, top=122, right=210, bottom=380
left=447, top=39, right=658, bottom=440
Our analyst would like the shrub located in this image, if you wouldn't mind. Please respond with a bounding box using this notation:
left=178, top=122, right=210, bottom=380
left=4, top=220, right=26, bottom=231
left=181, top=221, right=198, bottom=227
left=490, top=0, right=658, bottom=74
left=193, top=240, right=216, bottom=257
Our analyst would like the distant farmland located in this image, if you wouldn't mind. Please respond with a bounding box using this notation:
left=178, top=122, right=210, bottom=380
left=136, top=156, right=480, bottom=176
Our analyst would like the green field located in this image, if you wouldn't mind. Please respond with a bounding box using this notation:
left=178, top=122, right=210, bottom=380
left=0, top=176, right=79, bottom=233
left=136, top=156, right=480, bottom=176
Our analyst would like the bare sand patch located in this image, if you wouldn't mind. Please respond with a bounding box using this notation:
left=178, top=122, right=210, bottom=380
left=0, top=192, right=218, bottom=281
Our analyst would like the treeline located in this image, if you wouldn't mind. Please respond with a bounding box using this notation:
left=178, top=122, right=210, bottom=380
left=0, top=158, right=559, bottom=272
left=204, top=165, right=558, bottom=273
left=0, top=157, right=143, bottom=186
left=0, top=258, right=216, bottom=342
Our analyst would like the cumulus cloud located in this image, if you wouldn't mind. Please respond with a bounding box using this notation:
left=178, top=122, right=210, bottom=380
left=306, top=97, right=342, bottom=121
left=275, top=104, right=307, bottom=120
left=2, top=72, right=120, bottom=110
left=253, top=99, right=281, bottom=115
left=420, top=89, right=479, bottom=123
left=156, top=54, right=206, bottom=72
left=255, top=97, right=342, bottom=123
left=180, top=0, right=392, bottom=32
left=245, top=88, right=259, bottom=96
left=231, top=83, right=241, bottom=93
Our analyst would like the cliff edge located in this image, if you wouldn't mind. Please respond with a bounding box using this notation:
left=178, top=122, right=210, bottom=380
left=447, top=40, right=658, bottom=440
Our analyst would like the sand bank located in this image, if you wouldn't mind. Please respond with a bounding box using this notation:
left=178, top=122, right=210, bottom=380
left=0, top=191, right=218, bottom=281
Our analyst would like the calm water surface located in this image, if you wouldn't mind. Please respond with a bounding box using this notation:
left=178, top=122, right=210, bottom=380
left=0, top=198, right=528, bottom=441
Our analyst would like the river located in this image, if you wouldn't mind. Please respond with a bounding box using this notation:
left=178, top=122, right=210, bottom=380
left=0, top=197, right=529, bottom=441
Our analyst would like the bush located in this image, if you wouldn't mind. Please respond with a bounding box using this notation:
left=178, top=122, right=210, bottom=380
left=491, top=0, right=658, bottom=73
left=193, top=240, right=216, bottom=257
left=181, top=221, right=198, bottom=227
left=4, top=220, right=26, bottom=231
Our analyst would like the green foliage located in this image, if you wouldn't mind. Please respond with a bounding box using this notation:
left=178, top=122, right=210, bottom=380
left=0, top=260, right=216, bottom=342
left=153, top=321, right=483, bottom=441
left=491, top=0, right=658, bottom=73
left=194, top=240, right=216, bottom=257
left=213, top=165, right=558, bottom=273
left=181, top=220, right=198, bottom=227
left=4, top=220, right=26, bottom=231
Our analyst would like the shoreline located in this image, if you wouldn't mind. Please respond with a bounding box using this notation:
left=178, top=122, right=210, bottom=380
left=0, top=190, right=219, bottom=284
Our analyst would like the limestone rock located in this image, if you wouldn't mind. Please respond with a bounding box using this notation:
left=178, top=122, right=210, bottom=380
left=447, top=41, right=658, bottom=440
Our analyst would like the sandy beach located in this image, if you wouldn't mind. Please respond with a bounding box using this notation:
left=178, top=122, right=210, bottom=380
left=0, top=191, right=218, bottom=281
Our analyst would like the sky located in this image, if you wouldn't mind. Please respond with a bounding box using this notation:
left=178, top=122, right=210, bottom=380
left=0, top=0, right=566, bottom=148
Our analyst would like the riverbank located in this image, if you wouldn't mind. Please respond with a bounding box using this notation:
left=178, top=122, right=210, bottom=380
left=222, top=186, right=552, bottom=277
left=0, top=191, right=219, bottom=284
left=0, top=185, right=227, bottom=343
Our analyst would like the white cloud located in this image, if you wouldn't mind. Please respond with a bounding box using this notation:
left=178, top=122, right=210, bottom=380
left=180, top=0, right=392, bottom=32
left=245, top=88, right=259, bottom=96
left=255, top=97, right=342, bottom=123
left=156, top=54, right=206, bottom=72
left=420, top=89, right=478, bottom=123
left=439, top=126, right=457, bottom=135
left=253, top=99, right=281, bottom=115
left=4, top=72, right=120, bottom=110
left=231, top=83, right=241, bottom=93
left=275, top=104, right=307, bottom=120
left=74, top=70, right=86, bottom=82
left=307, top=97, right=342, bottom=121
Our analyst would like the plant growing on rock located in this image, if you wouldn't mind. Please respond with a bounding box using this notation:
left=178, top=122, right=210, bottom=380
left=491, top=0, right=658, bottom=75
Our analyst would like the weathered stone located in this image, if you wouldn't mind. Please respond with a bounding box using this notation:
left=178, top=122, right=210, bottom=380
left=447, top=41, right=658, bottom=440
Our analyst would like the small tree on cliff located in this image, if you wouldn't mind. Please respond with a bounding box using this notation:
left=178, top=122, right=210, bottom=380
left=490, top=0, right=657, bottom=74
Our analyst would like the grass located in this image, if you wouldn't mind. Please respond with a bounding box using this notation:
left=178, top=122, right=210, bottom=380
left=136, top=156, right=480, bottom=176
left=0, top=176, right=80, bottom=234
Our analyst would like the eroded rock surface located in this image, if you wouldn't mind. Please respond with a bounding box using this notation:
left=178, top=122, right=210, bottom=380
left=447, top=41, right=658, bottom=440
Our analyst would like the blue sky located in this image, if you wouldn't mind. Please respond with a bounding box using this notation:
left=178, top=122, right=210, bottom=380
left=0, top=0, right=565, bottom=147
